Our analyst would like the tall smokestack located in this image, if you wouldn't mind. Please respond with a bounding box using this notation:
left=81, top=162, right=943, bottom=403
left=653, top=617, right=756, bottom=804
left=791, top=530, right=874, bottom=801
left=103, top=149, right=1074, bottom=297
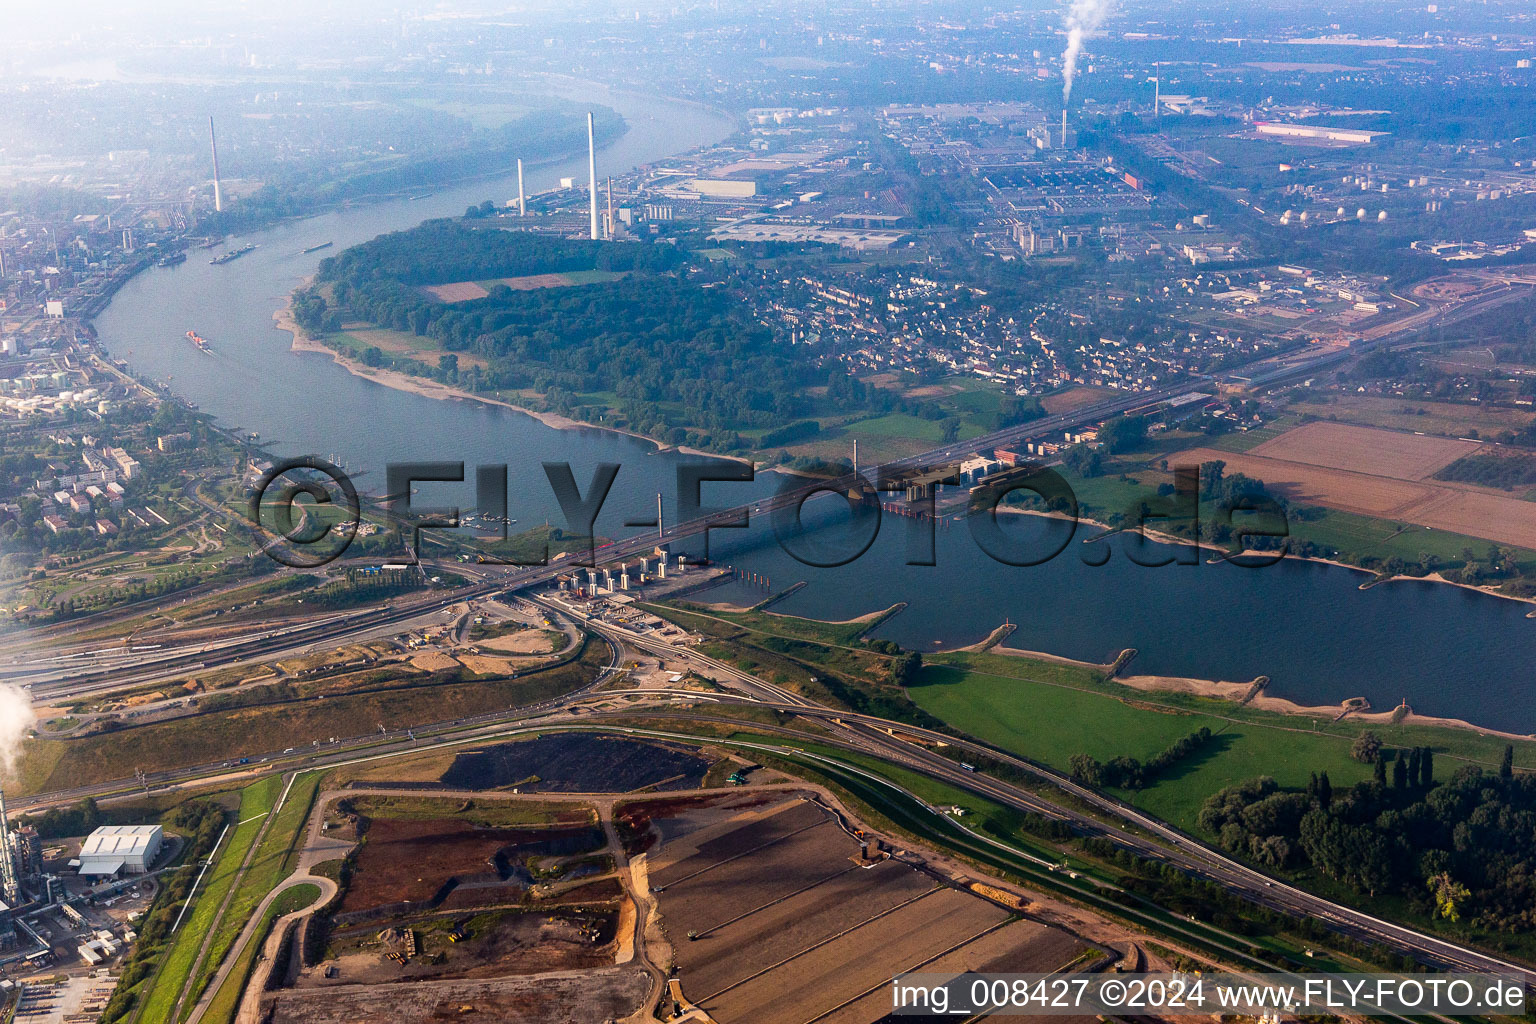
left=517, top=158, right=526, bottom=216
left=587, top=112, right=599, bottom=240
left=1061, top=109, right=1068, bottom=148
left=0, top=788, right=17, bottom=905
left=606, top=176, right=614, bottom=239
left=1154, top=62, right=1161, bottom=125
left=209, top=116, right=223, bottom=213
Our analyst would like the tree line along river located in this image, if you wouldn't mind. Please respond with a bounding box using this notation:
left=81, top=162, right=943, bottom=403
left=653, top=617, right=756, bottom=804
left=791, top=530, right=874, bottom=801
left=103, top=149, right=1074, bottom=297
left=91, top=83, right=1536, bottom=735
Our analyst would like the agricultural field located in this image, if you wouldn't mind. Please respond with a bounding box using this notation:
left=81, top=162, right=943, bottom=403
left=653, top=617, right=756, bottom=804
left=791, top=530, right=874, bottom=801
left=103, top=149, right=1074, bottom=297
left=1284, top=392, right=1536, bottom=439
left=1176, top=421, right=1536, bottom=550
left=420, top=269, right=627, bottom=302
left=1250, top=421, right=1477, bottom=480
left=1285, top=507, right=1535, bottom=571
left=1040, top=385, right=1112, bottom=415
left=643, top=795, right=1094, bottom=1024
left=1199, top=419, right=1298, bottom=453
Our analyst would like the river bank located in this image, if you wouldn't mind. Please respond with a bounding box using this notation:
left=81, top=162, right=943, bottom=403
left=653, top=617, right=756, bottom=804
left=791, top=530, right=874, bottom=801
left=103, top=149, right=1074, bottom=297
left=275, top=298, right=748, bottom=468
left=87, top=77, right=1536, bottom=738
left=997, top=506, right=1536, bottom=614
left=983, top=643, right=1536, bottom=743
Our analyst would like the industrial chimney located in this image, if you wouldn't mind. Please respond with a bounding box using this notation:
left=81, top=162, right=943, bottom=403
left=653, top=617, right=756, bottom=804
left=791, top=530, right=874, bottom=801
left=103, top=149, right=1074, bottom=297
left=587, top=112, right=600, bottom=240
left=209, top=116, right=224, bottom=213
left=517, top=158, right=526, bottom=216
left=0, top=788, right=18, bottom=905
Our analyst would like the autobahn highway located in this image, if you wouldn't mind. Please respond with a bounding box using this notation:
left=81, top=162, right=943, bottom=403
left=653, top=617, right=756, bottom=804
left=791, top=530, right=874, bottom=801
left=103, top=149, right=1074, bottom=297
left=1, top=376, right=1196, bottom=700
left=9, top=284, right=1536, bottom=991
left=17, top=612, right=1534, bottom=989
left=559, top=613, right=1536, bottom=986
left=8, top=627, right=627, bottom=811
left=1226, top=281, right=1529, bottom=390
left=11, top=570, right=1534, bottom=986
left=13, top=278, right=1527, bottom=701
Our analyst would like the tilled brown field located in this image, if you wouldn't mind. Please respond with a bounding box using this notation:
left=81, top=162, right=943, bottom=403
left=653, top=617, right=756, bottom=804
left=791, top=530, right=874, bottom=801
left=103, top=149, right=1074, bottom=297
left=1178, top=420, right=1536, bottom=549
left=675, top=859, right=934, bottom=996
left=825, top=920, right=1093, bottom=1024
left=704, top=887, right=1007, bottom=1024
left=655, top=821, right=853, bottom=925
left=1413, top=489, right=1536, bottom=550
left=420, top=281, right=490, bottom=302
left=652, top=797, right=1091, bottom=1024
left=1175, top=446, right=1439, bottom=518
left=649, top=799, right=829, bottom=887
left=1249, top=421, right=1478, bottom=480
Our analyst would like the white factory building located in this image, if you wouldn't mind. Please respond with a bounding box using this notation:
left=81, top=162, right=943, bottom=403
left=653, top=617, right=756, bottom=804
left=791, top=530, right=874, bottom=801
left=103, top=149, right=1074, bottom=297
left=1252, top=122, right=1389, bottom=146
left=73, top=825, right=163, bottom=877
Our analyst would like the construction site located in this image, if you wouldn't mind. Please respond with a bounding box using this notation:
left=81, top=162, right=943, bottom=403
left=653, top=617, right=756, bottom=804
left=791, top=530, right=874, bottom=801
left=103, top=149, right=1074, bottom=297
left=636, top=795, right=1103, bottom=1024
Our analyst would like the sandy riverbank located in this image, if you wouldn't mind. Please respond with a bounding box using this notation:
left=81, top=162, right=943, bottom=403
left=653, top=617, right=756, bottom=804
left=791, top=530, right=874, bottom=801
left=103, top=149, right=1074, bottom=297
left=275, top=295, right=748, bottom=466
left=994, top=507, right=1536, bottom=613
left=982, top=643, right=1536, bottom=742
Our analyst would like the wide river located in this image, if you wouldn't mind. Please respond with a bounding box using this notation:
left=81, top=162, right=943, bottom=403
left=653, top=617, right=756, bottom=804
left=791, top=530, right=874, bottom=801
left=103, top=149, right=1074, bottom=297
left=94, top=85, right=1536, bottom=734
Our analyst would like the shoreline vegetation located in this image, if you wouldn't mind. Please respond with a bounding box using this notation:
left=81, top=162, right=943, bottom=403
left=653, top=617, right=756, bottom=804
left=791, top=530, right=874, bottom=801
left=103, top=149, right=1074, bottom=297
left=689, top=594, right=1535, bottom=743
left=1001, top=505, right=1536, bottom=614
left=1101, top=657, right=1535, bottom=745
left=283, top=285, right=1536, bottom=691
left=274, top=297, right=747, bottom=467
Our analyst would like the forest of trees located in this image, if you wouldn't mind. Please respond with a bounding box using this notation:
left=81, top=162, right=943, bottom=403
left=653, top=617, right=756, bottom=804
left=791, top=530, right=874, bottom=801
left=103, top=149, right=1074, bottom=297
left=304, top=222, right=899, bottom=447
left=1435, top=452, right=1536, bottom=491
left=1069, top=727, right=1217, bottom=790
left=1199, top=746, right=1536, bottom=932
left=315, top=220, right=678, bottom=288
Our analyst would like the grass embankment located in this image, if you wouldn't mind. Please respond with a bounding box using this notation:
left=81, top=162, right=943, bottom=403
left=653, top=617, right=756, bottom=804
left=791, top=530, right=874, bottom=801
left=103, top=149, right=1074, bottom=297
left=199, top=882, right=323, bottom=1024
left=182, top=772, right=325, bottom=1014
left=133, top=777, right=283, bottom=1024
left=653, top=600, right=903, bottom=647
left=908, top=650, right=1536, bottom=831
left=339, top=794, right=595, bottom=828
left=644, top=600, right=911, bottom=714
left=16, top=637, right=607, bottom=796
left=643, top=602, right=1535, bottom=833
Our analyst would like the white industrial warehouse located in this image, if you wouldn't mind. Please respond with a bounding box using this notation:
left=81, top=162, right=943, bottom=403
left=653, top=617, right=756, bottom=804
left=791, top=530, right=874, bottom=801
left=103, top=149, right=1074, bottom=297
left=73, top=825, right=163, bottom=877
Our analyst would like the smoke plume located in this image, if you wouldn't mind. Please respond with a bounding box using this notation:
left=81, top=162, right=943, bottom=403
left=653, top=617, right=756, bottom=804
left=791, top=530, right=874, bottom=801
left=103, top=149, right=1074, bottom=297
left=0, top=685, right=36, bottom=779
left=1062, top=0, right=1113, bottom=104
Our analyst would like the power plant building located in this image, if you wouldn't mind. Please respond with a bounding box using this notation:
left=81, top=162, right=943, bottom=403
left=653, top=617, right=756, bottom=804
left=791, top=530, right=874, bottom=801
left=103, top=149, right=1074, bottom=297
left=76, top=825, right=163, bottom=877
left=683, top=178, right=758, bottom=198
left=1252, top=122, right=1388, bottom=146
